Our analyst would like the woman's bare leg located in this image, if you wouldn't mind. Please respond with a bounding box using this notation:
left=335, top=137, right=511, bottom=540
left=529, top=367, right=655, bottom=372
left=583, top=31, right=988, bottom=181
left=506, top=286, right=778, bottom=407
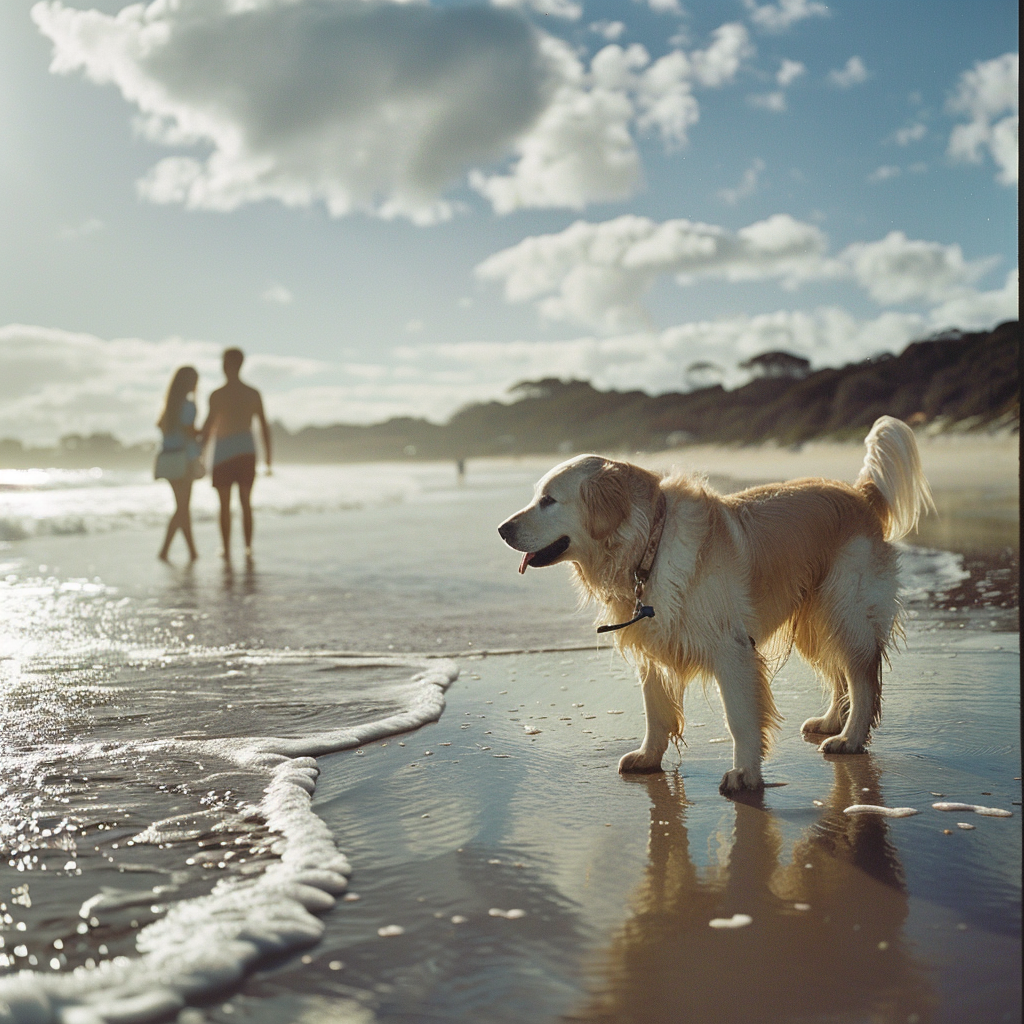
left=179, top=479, right=198, bottom=560
left=160, top=479, right=198, bottom=561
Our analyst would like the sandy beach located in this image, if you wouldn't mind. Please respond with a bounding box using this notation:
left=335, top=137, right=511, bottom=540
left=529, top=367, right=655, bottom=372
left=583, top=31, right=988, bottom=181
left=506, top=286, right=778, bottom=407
left=0, top=436, right=1018, bottom=1024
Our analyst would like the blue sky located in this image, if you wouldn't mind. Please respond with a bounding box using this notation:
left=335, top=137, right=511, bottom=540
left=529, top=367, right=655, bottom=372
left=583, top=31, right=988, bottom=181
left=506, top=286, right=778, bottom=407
left=0, top=0, right=1017, bottom=442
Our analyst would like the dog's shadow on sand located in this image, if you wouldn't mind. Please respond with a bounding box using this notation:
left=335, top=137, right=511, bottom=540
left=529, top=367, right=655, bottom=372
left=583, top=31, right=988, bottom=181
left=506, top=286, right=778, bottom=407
left=575, top=757, right=936, bottom=1024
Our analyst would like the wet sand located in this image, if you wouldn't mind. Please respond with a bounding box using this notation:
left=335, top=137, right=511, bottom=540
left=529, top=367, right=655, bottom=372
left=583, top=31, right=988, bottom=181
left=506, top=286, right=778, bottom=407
left=5, top=436, right=1018, bottom=1024
left=211, top=630, right=1020, bottom=1024
left=180, top=438, right=1018, bottom=1024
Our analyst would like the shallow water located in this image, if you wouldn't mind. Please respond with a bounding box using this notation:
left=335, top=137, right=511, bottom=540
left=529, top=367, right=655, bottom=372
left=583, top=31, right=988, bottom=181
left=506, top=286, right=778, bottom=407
left=0, top=460, right=1019, bottom=1023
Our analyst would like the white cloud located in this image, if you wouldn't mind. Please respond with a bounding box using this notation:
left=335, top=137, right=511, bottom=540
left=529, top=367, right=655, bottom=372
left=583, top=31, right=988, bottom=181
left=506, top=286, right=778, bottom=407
left=475, top=212, right=831, bottom=331
left=947, top=52, right=1018, bottom=185
left=927, top=268, right=1018, bottom=332
left=645, top=0, right=683, bottom=13
left=718, top=158, right=766, bottom=203
left=689, top=23, right=754, bottom=88
left=408, top=307, right=931, bottom=397
left=590, top=21, right=626, bottom=41
left=32, top=0, right=558, bottom=224
left=841, top=231, right=997, bottom=305
left=868, top=165, right=901, bottom=183
left=261, top=283, right=293, bottom=305
left=4, top=287, right=1016, bottom=442
left=829, top=56, right=869, bottom=89
left=472, top=25, right=752, bottom=211
left=0, top=324, right=325, bottom=444
left=33, top=2, right=755, bottom=220
left=476, top=215, right=1008, bottom=330
left=492, top=0, right=582, bottom=21
left=748, top=91, right=786, bottom=113
left=742, top=0, right=828, bottom=33
left=893, top=122, right=926, bottom=145
left=469, top=37, right=642, bottom=213
left=776, top=58, right=806, bottom=86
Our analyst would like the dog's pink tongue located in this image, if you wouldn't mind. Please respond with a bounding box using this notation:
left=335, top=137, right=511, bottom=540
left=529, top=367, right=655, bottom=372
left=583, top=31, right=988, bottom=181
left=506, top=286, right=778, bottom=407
left=518, top=552, right=534, bottom=575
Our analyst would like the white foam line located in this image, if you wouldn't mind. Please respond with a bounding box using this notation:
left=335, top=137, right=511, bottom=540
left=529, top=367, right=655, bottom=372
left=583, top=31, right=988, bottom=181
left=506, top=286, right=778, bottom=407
left=932, top=801, right=1013, bottom=817
left=0, top=657, right=458, bottom=1024
left=843, top=805, right=920, bottom=818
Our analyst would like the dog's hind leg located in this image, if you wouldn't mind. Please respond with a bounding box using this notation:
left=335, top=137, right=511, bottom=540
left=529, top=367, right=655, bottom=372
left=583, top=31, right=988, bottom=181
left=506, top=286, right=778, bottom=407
left=801, top=670, right=848, bottom=737
left=812, top=537, right=895, bottom=755
left=818, top=650, right=882, bottom=755
left=618, top=665, right=679, bottom=774
left=715, top=633, right=781, bottom=794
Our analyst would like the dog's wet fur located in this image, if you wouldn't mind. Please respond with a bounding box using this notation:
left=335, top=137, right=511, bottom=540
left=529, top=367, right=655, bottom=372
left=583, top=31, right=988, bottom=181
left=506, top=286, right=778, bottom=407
left=498, top=417, right=935, bottom=795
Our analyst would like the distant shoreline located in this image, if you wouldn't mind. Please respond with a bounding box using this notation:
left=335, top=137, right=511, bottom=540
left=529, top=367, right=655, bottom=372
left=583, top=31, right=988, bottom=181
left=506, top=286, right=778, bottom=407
left=1, top=322, right=1018, bottom=470
left=1, top=428, right=1018, bottom=492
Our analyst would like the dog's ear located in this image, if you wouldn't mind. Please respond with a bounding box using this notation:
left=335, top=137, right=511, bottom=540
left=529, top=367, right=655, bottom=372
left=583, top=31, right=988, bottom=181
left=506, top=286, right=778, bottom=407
left=581, top=461, right=633, bottom=540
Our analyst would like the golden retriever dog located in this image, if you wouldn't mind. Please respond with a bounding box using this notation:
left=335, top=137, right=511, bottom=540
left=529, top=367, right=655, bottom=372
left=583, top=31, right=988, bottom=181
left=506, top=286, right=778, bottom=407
left=497, top=416, right=934, bottom=794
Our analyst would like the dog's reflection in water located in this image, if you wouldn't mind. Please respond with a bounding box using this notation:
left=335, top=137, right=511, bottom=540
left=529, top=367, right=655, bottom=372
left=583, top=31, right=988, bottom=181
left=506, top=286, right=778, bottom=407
left=576, top=758, right=935, bottom=1024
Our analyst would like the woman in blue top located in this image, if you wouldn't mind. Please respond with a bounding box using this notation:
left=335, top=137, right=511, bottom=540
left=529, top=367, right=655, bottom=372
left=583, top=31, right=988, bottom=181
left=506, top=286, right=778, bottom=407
left=155, top=365, right=201, bottom=562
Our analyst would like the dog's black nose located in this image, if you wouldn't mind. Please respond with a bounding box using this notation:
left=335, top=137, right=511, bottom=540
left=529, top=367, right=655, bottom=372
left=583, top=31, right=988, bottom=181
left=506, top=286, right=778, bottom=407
left=498, top=520, right=515, bottom=543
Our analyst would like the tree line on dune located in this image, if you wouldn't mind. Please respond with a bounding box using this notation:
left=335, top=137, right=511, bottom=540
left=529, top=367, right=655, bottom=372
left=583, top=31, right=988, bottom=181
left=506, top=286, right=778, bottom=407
left=0, top=321, right=1017, bottom=470
left=272, top=319, right=1019, bottom=461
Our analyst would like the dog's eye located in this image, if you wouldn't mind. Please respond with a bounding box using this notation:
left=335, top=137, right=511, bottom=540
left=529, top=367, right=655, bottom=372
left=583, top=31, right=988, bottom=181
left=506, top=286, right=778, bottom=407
left=539, top=495, right=556, bottom=508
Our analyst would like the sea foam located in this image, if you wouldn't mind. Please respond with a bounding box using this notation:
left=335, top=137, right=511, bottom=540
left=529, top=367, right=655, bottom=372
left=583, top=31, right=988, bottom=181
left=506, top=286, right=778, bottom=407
left=0, top=656, right=458, bottom=1024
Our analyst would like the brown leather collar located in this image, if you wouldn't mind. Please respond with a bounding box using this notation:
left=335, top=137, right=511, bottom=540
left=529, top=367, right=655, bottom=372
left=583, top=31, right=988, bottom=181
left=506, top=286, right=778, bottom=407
left=634, top=490, right=667, bottom=595
left=597, top=490, right=667, bottom=634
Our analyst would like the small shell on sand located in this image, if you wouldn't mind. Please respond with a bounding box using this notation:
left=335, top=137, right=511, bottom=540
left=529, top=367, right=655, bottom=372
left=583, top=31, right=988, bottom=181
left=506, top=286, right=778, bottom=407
left=523, top=726, right=541, bottom=735
left=957, top=823, right=976, bottom=830
left=377, top=925, right=405, bottom=937
left=709, top=914, right=752, bottom=929
left=932, top=802, right=1013, bottom=817
left=843, top=805, right=920, bottom=817
left=489, top=908, right=526, bottom=919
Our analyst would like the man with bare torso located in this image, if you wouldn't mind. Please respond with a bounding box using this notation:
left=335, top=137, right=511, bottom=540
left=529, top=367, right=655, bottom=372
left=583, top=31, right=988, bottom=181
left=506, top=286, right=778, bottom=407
left=201, top=348, right=272, bottom=558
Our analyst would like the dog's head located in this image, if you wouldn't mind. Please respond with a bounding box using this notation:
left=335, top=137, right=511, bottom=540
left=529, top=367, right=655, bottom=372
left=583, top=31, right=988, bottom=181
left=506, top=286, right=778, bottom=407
left=498, top=455, right=659, bottom=574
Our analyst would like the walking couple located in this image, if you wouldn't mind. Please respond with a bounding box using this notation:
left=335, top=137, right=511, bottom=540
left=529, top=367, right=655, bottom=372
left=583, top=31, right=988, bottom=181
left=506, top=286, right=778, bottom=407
left=155, top=348, right=272, bottom=562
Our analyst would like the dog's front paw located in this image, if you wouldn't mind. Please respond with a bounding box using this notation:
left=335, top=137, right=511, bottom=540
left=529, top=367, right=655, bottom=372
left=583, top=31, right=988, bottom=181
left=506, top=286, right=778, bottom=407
left=818, top=735, right=866, bottom=755
left=801, top=715, right=842, bottom=736
left=618, top=749, right=664, bottom=774
left=719, top=767, right=764, bottom=794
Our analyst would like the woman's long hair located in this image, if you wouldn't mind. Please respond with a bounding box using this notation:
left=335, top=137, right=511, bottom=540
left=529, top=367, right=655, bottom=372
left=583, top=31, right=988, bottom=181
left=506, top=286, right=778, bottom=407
left=158, top=366, right=198, bottom=434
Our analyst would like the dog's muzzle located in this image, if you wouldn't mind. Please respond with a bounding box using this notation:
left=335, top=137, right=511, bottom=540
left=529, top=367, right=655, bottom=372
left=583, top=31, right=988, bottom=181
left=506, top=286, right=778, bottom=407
left=498, top=519, right=570, bottom=573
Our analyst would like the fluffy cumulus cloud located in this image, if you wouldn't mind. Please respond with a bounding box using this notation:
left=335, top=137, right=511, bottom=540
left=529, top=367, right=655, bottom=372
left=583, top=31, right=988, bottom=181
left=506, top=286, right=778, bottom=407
left=492, top=0, right=583, bottom=21
left=476, top=213, right=834, bottom=330
left=947, top=52, right=1018, bottom=186
left=717, top=158, right=766, bottom=203
left=927, top=268, right=1019, bottom=333
left=471, top=25, right=753, bottom=212
left=402, top=307, right=934, bottom=398
left=32, top=0, right=555, bottom=223
left=842, top=231, right=996, bottom=305
left=742, top=0, right=828, bottom=33
left=32, top=0, right=753, bottom=220
left=476, top=215, right=1011, bottom=332
left=0, top=325, right=324, bottom=443
left=776, top=58, right=806, bottom=86
left=829, top=56, right=869, bottom=88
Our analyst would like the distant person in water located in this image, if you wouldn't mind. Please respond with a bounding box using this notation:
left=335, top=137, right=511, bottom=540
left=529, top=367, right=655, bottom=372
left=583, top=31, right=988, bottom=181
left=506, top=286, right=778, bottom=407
left=155, top=365, right=202, bottom=562
left=201, top=348, right=272, bottom=559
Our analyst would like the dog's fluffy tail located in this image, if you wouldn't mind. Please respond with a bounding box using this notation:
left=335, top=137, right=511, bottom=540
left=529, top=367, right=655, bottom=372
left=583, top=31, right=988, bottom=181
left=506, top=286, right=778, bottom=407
left=855, top=415, right=936, bottom=542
